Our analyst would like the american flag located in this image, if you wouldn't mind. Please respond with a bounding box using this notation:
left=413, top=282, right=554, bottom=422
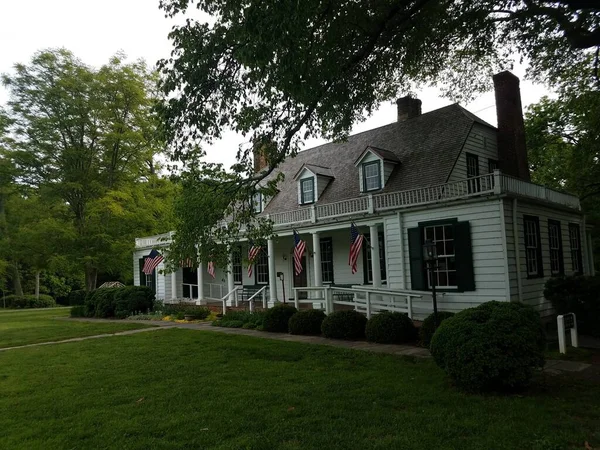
left=247, top=241, right=262, bottom=277
left=180, top=257, right=195, bottom=268
left=348, top=224, right=364, bottom=274
left=142, top=249, right=164, bottom=275
left=207, top=261, right=216, bottom=279
left=293, top=230, right=306, bottom=276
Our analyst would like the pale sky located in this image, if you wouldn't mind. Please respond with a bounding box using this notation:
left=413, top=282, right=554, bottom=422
left=0, top=0, right=552, bottom=170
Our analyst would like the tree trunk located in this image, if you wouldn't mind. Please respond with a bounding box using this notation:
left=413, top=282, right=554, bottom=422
left=85, top=265, right=98, bottom=292
left=11, top=262, right=23, bottom=296
left=35, top=271, right=40, bottom=299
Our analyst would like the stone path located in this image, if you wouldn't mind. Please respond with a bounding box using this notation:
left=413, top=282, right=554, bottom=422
left=3, top=318, right=597, bottom=378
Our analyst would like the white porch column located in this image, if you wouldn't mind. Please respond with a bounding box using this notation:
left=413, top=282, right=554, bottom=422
left=197, top=262, right=204, bottom=302
left=227, top=257, right=235, bottom=305
left=268, top=238, right=278, bottom=303
left=171, top=269, right=177, bottom=300
left=312, top=232, right=322, bottom=287
left=370, top=224, right=382, bottom=288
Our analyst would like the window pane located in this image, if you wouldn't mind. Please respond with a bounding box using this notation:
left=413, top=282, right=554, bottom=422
left=363, top=162, right=380, bottom=191
left=301, top=179, right=314, bottom=203
left=423, top=224, right=457, bottom=288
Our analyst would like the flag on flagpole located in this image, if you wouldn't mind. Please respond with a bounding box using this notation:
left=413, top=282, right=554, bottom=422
left=143, top=249, right=164, bottom=275
left=248, top=241, right=262, bottom=277
left=349, top=223, right=364, bottom=274
left=207, top=261, right=216, bottom=279
left=293, top=230, right=306, bottom=276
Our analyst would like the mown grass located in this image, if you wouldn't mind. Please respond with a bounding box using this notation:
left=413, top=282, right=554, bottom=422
left=0, top=308, right=151, bottom=348
left=0, top=327, right=598, bottom=449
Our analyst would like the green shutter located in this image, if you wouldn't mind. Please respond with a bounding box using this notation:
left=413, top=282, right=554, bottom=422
left=139, top=258, right=146, bottom=286
left=454, top=221, right=475, bottom=292
left=408, top=227, right=426, bottom=290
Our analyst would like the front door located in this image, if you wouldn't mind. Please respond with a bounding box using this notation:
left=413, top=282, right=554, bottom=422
left=293, top=255, right=308, bottom=300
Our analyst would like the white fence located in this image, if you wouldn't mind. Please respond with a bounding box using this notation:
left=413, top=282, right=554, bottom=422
left=293, top=286, right=422, bottom=319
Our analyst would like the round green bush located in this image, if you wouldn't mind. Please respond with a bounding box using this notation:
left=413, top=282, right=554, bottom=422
left=263, top=303, right=298, bottom=333
left=419, top=311, right=455, bottom=348
left=365, top=312, right=416, bottom=344
left=321, top=310, right=367, bottom=340
left=3, top=294, right=55, bottom=309
left=114, top=286, right=155, bottom=319
left=289, top=309, right=327, bottom=335
left=430, top=301, right=546, bottom=392
left=70, top=305, right=87, bottom=317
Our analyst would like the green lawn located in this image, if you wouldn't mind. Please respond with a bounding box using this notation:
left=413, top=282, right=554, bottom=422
left=0, top=326, right=598, bottom=449
left=0, top=308, right=151, bottom=348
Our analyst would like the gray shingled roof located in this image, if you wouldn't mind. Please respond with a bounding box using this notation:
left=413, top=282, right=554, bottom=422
left=263, top=103, right=495, bottom=214
left=354, top=146, right=401, bottom=165
left=293, top=163, right=335, bottom=180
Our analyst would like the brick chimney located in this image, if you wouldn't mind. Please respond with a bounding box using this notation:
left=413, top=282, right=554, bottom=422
left=493, top=71, right=530, bottom=181
left=252, top=137, right=270, bottom=173
left=396, top=96, right=422, bottom=121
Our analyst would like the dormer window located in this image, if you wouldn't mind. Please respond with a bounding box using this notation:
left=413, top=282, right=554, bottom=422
left=300, top=178, right=315, bottom=204
left=362, top=161, right=382, bottom=191
left=354, top=146, right=400, bottom=193
left=253, top=192, right=263, bottom=213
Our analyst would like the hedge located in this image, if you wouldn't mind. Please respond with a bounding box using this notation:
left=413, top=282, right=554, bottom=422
left=430, top=301, right=546, bottom=392
left=263, top=303, right=298, bottom=333
left=419, top=311, right=455, bottom=348
left=365, top=312, right=416, bottom=344
left=68, top=290, right=88, bottom=306
left=288, top=310, right=326, bottom=335
left=321, top=310, right=367, bottom=340
left=83, top=286, right=155, bottom=318
left=544, top=275, right=600, bottom=337
left=3, top=294, right=56, bottom=309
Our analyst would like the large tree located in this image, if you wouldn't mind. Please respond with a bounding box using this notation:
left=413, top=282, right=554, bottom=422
left=2, top=49, right=173, bottom=290
left=157, top=0, right=599, bottom=263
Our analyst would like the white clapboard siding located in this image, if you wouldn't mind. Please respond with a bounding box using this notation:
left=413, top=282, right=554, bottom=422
left=388, top=199, right=509, bottom=313
left=503, top=198, right=586, bottom=316
left=448, top=124, right=498, bottom=182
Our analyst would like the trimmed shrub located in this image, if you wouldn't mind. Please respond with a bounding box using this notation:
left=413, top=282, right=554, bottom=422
left=419, top=311, right=455, bottom=348
left=68, top=290, right=88, bottom=306
left=321, top=310, right=367, bottom=340
left=365, top=312, right=416, bottom=344
left=545, top=275, right=600, bottom=337
left=289, top=309, right=326, bottom=335
left=3, top=294, right=55, bottom=309
left=220, top=319, right=244, bottom=328
left=263, top=303, right=298, bottom=333
left=114, top=286, right=155, bottom=319
left=213, top=310, right=267, bottom=329
left=70, top=305, right=86, bottom=317
left=430, top=301, right=546, bottom=392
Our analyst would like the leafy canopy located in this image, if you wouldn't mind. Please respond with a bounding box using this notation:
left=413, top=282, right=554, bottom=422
left=157, top=0, right=600, bottom=262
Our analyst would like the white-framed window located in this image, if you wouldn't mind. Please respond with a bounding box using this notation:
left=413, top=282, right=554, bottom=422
left=232, top=248, right=243, bottom=284
left=423, top=224, right=457, bottom=288
left=524, top=216, right=542, bottom=278
left=300, top=178, right=315, bottom=204
left=320, top=238, right=334, bottom=284
left=548, top=220, right=563, bottom=276
left=256, top=250, right=269, bottom=284
left=362, top=161, right=381, bottom=191
left=253, top=192, right=263, bottom=213
left=569, top=223, right=582, bottom=274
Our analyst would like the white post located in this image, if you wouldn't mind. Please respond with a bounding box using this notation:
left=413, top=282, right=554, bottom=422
left=294, top=288, right=299, bottom=309
left=370, top=224, right=382, bottom=288
left=366, top=291, right=371, bottom=319
left=571, top=313, right=579, bottom=348
left=407, top=294, right=413, bottom=319
left=197, top=262, right=204, bottom=303
left=227, top=258, right=235, bottom=307
left=262, top=288, right=267, bottom=309
left=312, top=232, right=322, bottom=288
left=493, top=169, right=501, bottom=194
left=324, top=286, right=330, bottom=314
left=171, top=269, right=177, bottom=301
left=268, top=238, right=277, bottom=304
left=557, top=315, right=567, bottom=354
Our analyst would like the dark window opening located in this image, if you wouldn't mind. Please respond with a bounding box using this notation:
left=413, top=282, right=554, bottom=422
left=320, top=238, right=334, bottom=284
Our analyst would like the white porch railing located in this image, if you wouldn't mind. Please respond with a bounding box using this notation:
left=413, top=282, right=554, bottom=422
left=204, top=283, right=227, bottom=300
left=293, top=286, right=422, bottom=319
left=245, top=286, right=269, bottom=311
left=135, top=171, right=581, bottom=247
left=135, top=232, right=173, bottom=248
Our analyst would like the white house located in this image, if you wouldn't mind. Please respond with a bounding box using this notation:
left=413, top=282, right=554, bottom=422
left=133, top=71, right=595, bottom=319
